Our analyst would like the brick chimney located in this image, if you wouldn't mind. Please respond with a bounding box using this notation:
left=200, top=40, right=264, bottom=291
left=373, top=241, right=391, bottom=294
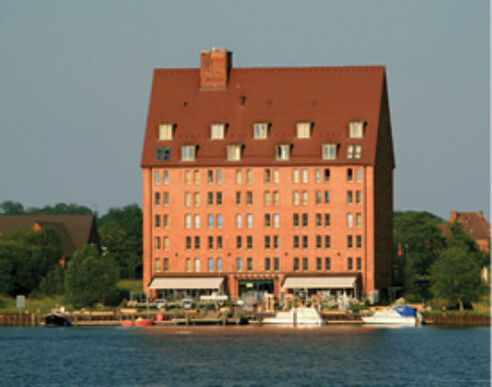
left=200, top=48, right=232, bottom=90
left=450, top=211, right=457, bottom=221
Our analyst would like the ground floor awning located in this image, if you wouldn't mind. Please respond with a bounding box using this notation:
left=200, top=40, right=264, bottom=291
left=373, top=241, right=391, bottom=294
left=282, top=276, right=357, bottom=289
left=149, top=277, right=224, bottom=290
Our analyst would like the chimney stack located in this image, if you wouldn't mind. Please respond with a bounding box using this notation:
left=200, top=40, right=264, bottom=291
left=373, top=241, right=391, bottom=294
left=200, top=47, right=232, bottom=90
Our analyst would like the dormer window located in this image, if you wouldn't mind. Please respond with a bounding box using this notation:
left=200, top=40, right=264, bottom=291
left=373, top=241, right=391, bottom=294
left=349, top=122, right=364, bottom=139
left=227, top=145, right=242, bottom=161
left=156, top=147, right=171, bottom=161
left=322, top=144, right=337, bottom=160
left=253, top=123, right=268, bottom=139
left=346, top=144, right=362, bottom=160
left=296, top=122, right=311, bottom=139
left=275, top=144, right=290, bottom=161
left=181, top=145, right=196, bottom=161
left=158, top=123, right=173, bottom=140
left=211, top=123, right=225, bottom=140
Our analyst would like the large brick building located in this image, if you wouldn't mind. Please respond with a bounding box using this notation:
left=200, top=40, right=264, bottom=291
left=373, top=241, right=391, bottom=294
left=141, top=48, right=394, bottom=303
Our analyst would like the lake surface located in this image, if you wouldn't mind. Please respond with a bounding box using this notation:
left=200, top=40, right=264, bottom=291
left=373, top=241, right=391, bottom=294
left=0, top=326, right=489, bottom=386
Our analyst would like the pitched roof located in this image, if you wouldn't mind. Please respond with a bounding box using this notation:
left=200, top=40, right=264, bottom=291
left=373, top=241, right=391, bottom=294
left=0, top=215, right=98, bottom=256
left=141, top=64, right=388, bottom=168
left=442, top=211, right=491, bottom=240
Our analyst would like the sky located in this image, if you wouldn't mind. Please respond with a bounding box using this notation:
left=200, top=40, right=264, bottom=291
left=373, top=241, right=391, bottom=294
left=0, top=0, right=489, bottom=219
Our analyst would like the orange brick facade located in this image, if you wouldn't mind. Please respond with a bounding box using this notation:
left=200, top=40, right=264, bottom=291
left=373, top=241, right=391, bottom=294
left=141, top=49, right=394, bottom=301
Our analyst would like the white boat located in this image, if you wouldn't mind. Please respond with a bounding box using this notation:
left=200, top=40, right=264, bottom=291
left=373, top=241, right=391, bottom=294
left=362, top=305, right=417, bottom=326
left=262, top=307, right=324, bottom=326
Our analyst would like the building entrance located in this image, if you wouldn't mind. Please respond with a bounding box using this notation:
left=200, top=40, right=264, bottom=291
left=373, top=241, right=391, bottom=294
left=238, top=279, right=274, bottom=303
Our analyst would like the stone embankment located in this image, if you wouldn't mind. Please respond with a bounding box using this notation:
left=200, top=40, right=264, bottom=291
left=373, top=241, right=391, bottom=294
left=423, top=313, right=490, bottom=326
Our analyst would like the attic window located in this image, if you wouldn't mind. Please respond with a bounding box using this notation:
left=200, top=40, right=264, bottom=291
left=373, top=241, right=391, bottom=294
left=322, top=144, right=337, bottom=160
left=181, top=145, right=196, bottom=161
left=227, top=145, right=242, bottom=161
left=296, top=122, right=311, bottom=139
left=346, top=144, right=362, bottom=160
left=211, top=124, right=225, bottom=140
left=349, top=122, right=364, bottom=139
left=156, top=147, right=171, bottom=162
left=158, top=124, right=173, bottom=141
left=275, top=144, right=290, bottom=161
left=253, top=123, right=268, bottom=139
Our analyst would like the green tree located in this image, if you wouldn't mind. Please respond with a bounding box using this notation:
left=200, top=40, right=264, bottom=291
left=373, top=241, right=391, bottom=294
left=394, top=211, right=445, bottom=301
left=445, top=221, right=489, bottom=267
left=431, top=245, right=482, bottom=311
left=64, top=245, right=119, bottom=308
left=0, top=200, right=25, bottom=214
left=98, top=204, right=142, bottom=279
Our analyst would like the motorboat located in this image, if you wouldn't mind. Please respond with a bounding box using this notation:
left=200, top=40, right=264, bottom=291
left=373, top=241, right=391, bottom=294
left=45, top=314, right=71, bottom=327
left=362, top=305, right=417, bottom=326
left=262, top=307, right=324, bottom=326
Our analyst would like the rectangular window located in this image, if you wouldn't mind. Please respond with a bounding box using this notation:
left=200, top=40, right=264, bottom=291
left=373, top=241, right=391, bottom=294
left=181, top=145, right=196, bottom=161
left=236, top=192, right=242, bottom=205
left=347, top=257, right=353, bottom=272
left=302, top=213, right=308, bottom=227
left=273, top=191, right=279, bottom=205
left=356, top=168, right=362, bottom=182
left=207, top=170, right=213, bottom=184
left=163, top=237, right=169, bottom=251
left=216, top=192, right=222, bottom=206
left=293, top=191, right=300, bottom=205
left=302, top=257, right=308, bottom=271
left=163, top=170, right=169, bottom=184
left=301, top=169, right=308, bottom=183
left=246, top=214, right=253, bottom=228
left=236, top=236, right=242, bottom=249
left=155, top=170, right=160, bottom=184
left=356, top=235, right=362, bottom=248
left=275, top=144, right=290, bottom=160
left=185, top=192, right=191, bottom=207
left=246, top=191, right=253, bottom=205
left=216, top=214, right=222, bottom=228
left=325, top=235, right=331, bottom=248
left=185, top=236, right=191, bottom=250
left=217, top=257, right=223, bottom=272
left=347, top=235, right=353, bottom=249
left=347, top=213, right=353, bottom=227
left=325, top=257, right=331, bottom=271
left=273, top=214, right=280, bottom=228
left=322, top=144, right=337, bottom=160
left=194, top=214, right=200, bottom=229
left=316, top=235, right=322, bottom=249
left=246, top=169, right=253, bottom=184
left=273, top=235, right=279, bottom=249
left=264, top=191, right=271, bottom=205
left=236, top=169, right=242, bottom=184
left=294, top=257, right=299, bottom=272
left=217, top=236, right=223, bottom=249
left=194, top=192, right=200, bottom=207
left=247, top=236, right=253, bottom=249
left=264, top=169, right=271, bottom=183
left=227, top=145, right=242, bottom=161
left=159, top=123, right=173, bottom=140
left=297, top=122, right=311, bottom=139
left=164, top=258, right=169, bottom=272
left=253, top=123, right=268, bottom=139
left=156, top=147, right=171, bottom=162
left=211, top=123, right=225, bottom=139
left=265, top=236, right=271, bottom=249
left=194, top=236, right=200, bottom=250
left=302, top=191, right=308, bottom=205
left=324, top=191, right=330, bottom=204
left=163, top=192, right=169, bottom=206
left=302, top=236, right=308, bottom=249
left=185, top=170, right=191, bottom=184
left=155, top=237, right=161, bottom=250
left=356, top=213, right=362, bottom=227
left=236, top=258, right=243, bottom=272
left=292, top=169, right=299, bottom=183
left=194, top=170, right=200, bottom=184
left=324, top=213, right=330, bottom=226
left=185, top=214, right=191, bottom=229
left=207, top=192, right=213, bottom=205
left=265, top=214, right=271, bottom=227
left=347, top=168, right=353, bottom=182
left=163, top=215, right=169, bottom=228
left=236, top=214, right=242, bottom=228
left=315, top=169, right=321, bottom=183
left=356, top=190, right=362, bottom=204
left=194, top=258, right=200, bottom=273
left=273, top=169, right=279, bottom=183
left=356, top=257, right=362, bottom=271
left=216, top=170, right=222, bottom=184
left=346, top=144, right=354, bottom=159
left=247, top=257, right=253, bottom=272
left=293, top=235, right=299, bottom=249
left=293, top=213, right=299, bottom=227
left=316, top=257, right=322, bottom=271
left=208, top=258, right=214, bottom=272
left=347, top=191, right=353, bottom=204
left=315, top=191, right=322, bottom=205
left=207, top=214, right=214, bottom=228
left=349, top=122, right=364, bottom=138
left=274, top=257, right=280, bottom=272
left=155, top=192, right=161, bottom=206
left=354, top=145, right=362, bottom=159
left=155, top=215, right=161, bottom=228
left=265, top=257, right=271, bottom=271
left=208, top=236, right=214, bottom=249
left=186, top=258, right=191, bottom=272
left=316, top=214, right=322, bottom=227
left=324, top=169, right=330, bottom=183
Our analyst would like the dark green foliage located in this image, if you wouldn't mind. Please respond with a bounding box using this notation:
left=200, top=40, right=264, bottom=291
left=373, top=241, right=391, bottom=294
left=38, top=265, right=65, bottom=296
left=0, top=227, right=62, bottom=296
left=98, top=204, right=142, bottom=279
left=0, top=201, right=24, bottom=214
left=0, top=201, right=94, bottom=216
left=430, top=246, right=482, bottom=311
left=64, top=245, right=119, bottom=308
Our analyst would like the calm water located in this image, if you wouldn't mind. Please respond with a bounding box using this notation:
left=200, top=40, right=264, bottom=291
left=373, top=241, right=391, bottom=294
left=0, top=326, right=489, bottom=386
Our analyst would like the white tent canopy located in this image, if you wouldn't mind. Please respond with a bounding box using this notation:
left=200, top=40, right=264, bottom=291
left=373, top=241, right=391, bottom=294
left=282, top=276, right=357, bottom=289
left=149, top=277, right=224, bottom=290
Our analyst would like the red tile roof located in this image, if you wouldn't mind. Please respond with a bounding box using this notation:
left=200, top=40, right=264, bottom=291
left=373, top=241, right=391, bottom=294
left=141, top=64, right=388, bottom=168
left=443, top=211, right=491, bottom=240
